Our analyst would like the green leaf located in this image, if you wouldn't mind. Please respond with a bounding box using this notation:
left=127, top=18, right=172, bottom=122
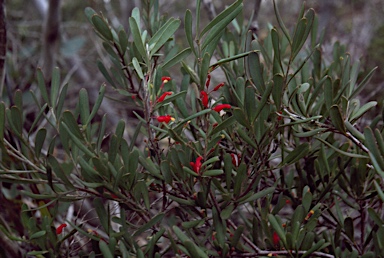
left=30, top=230, right=46, bottom=240
left=132, top=57, right=144, bottom=80
left=94, top=198, right=109, bottom=233
left=281, top=142, right=309, bottom=166
left=268, top=214, right=287, bottom=247
left=86, top=84, right=105, bottom=126
left=365, top=127, right=384, bottom=173
left=129, top=17, right=147, bottom=64
left=47, top=155, right=75, bottom=189
left=184, top=10, right=196, bottom=57
left=56, top=83, right=69, bottom=119
left=273, top=0, right=292, bottom=45
left=202, top=169, right=223, bottom=177
left=349, top=101, right=377, bottom=123
left=61, top=122, right=95, bottom=158
left=118, top=29, right=128, bottom=55
left=99, top=240, right=114, bottom=258
left=133, top=213, right=164, bottom=237
left=315, top=137, right=368, bottom=159
left=329, top=105, right=346, bottom=134
left=50, top=67, right=61, bottom=109
left=34, top=128, right=46, bottom=157
left=209, top=51, right=255, bottom=72
left=201, top=2, right=243, bottom=51
left=248, top=51, right=265, bottom=94
left=237, top=187, right=275, bottom=204
left=84, top=7, right=97, bottom=24
left=79, top=88, right=90, bottom=125
left=92, top=15, right=113, bottom=41
left=36, top=68, right=49, bottom=105
left=97, top=60, right=116, bottom=88
left=149, top=19, right=181, bottom=55
left=200, top=0, right=242, bottom=37
left=324, top=76, right=333, bottom=110
left=252, top=80, right=273, bottom=123
left=199, top=52, right=210, bottom=87
left=374, top=181, right=384, bottom=203
left=162, top=48, right=192, bottom=71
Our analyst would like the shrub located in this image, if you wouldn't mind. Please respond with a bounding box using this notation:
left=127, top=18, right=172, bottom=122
left=0, top=0, right=383, bottom=257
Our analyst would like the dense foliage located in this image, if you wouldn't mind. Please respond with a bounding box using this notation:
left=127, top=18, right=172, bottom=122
left=0, top=0, right=383, bottom=257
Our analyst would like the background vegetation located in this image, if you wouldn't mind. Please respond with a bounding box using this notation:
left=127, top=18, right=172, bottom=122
left=1, top=0, right=384, bottom=257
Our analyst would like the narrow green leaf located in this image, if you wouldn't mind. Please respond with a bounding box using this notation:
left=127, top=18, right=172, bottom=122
left=365, top=127, right=384, bottom=171
left=199, top=52, right=210, bottom=87
left=301, top=239, right=326, bottom=258
left=201, top=3, right=242, bottom=51
left=252, top=81, right=273, bottom=123
left=281, top=142, right=309, bottom=166
left=99, top=240, right=114, bottom=258
left=86, top=85, right=105, bottom=126
left=133, top=213, right=164, bottom=237
left=132, top=57, right=144, bottom=79
left=50, top=67, right=61, bottom=108
left=94, top=198, right=109, bottom=233
left=273, top=0, right=292, bottom=44
left=61, top=122, right=95, bottom=158
left=56, top=83, right=68, bottom=119
left=34, top=128, right=46, bottom=157
left=97, top=60, right=116, bottom=87
left=315, top=137, right=368, bottom=159
left=150, top=19, right=181, bottom=55
left=92, top=15, right=113, bottom=41
left=79, top=88, right=90, bottom=125
left=84, top=7, right=97, bottom=24
left=47, top=155, right=75, bottom=189
left=237, top=187, right=275, bottom=204
left=118, top=29, right=128, bottom=55
left=349, top=101, right=377, bottom=123
left=324, top=76, right=333, bottom=110
left=374, top=181, right=384, bottom=202
left=162, top=48, right=192, bottom=71
left=36, top=68, right=49, bottom=105
left=184, top=10, right=196, bottom=57
left=30, top=230, right=46, bottom=240
left=268, top=214, right=287, bottom=246
left=329, top=105, right=346, bottom=134
left=129, top=17, right=147, bottom=63
left=248, top=51, right=265, bottom=94
left=200, top=0, right=242, bottom=37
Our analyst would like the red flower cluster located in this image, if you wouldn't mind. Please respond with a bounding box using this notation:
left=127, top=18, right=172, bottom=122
left=156, top=115, right=174, bottom=123
left=157, top=91, right=172, bottom=103
left=200, top=91, right=209, bottom=108
left=212, top=104, right=231, bottom=112
left=212, top=82, right=225, bottom=91
left=160, top=76, right=171, bottom=90
left=272, top=231, right=280, bottom=246
left=190, top=156, right=203, bottom=174
left=56, top=223, right=67, bottom=234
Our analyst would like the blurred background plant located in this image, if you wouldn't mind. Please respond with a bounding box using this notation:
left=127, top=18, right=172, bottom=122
left=1, top=0, right=384, bottom=257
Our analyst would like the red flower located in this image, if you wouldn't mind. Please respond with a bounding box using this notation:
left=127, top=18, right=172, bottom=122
left=161, top=76, right=171, bottom=83
left=205, top=74, right=211, bottom=88
left=200, top=91, right=209, bottom=108
left=156, top=115, right=174, bottom=123
left=190, top=156, right=203, bottom=174
left=213, top=82, right=225, bottom=91
left=212, top=104, right=231, bottom=112
left=157, top=91, right=173, bottom=103
left=160, top=76, right=171, bottom=90
left=56, top=223, right=67, bottom=234
left=272, top=231, right=280, bottom=246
